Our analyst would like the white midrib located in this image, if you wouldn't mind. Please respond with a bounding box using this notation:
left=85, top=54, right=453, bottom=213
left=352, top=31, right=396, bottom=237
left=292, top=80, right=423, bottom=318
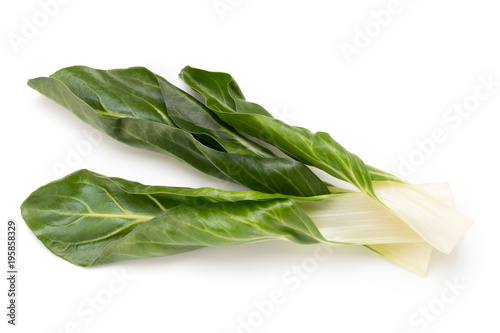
left=80, top=212, right=156, bottom=222
left=38, top=209, right=156, bottom=223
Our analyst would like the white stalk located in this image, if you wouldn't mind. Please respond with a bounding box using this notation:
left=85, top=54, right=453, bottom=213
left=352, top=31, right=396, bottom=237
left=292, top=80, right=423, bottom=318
left=367, top=242, right=433, bottom=277
left=300, top=183, right=457, bottom=276
left=372, top=181, right=474, bottom=254
left=300, top=183, right=455, bottom=245
left=301, top=194, right=425, bottom=244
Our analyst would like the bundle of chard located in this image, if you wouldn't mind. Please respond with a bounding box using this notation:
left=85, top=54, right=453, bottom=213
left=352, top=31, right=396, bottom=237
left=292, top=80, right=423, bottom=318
left=22, top=66, right=474, bottom=276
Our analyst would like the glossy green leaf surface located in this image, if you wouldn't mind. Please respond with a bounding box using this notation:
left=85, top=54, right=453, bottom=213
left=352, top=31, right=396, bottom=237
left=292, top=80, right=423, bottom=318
left=25, top=65, right=472, bottom=271
left=28, top=66, right=329, bottom=196
left=179, top=66, right=474, bottom=253
left=180, top=66, right=403, bottom=199
left=21, top=170, right=332, bottom=267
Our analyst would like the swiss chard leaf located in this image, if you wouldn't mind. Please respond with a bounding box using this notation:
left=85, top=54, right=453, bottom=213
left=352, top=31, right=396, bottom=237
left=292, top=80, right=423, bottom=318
left=179, top=66, right=474, bottom=254
left=28, top=66, right=330, bottom=196
left=157, top=76, right=271, bottom=156
left=20, top=170, right=330, bottom=267
left=180, top=66, right=403, bottom=199
left=21, top=169, right=438, bottom=275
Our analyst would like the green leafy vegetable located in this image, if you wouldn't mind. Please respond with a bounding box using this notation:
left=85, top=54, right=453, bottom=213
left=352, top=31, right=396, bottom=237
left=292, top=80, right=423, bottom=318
left=21, top=169, right=453, bottom=275
left=24, top=65, right=474, bottom=276
left=28, top=66, right=329, bottom=197
left=180, top=66, right=474, bottom=254
left=19, top=170, right=337, bottom=267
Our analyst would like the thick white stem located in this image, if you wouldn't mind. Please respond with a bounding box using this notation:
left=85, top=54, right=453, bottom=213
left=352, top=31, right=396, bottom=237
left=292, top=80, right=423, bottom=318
left=367, top=242, right=433, bottom=277
left=301, top=183, right=459, bottom=276
left=301, top=183, right=456, bottom=246
left=372, top=181, right=474, bottom=254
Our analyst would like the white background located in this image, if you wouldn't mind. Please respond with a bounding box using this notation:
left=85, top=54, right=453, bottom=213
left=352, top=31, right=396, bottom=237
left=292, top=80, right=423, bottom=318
left=1, top=0, right=499, bottom=332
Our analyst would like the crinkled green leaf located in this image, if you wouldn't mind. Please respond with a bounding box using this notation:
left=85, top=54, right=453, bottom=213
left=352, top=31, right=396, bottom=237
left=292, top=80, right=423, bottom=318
left=180, top=66, right=474, bottom=253
left=20, top=170, right=332, bottom=267
left=180, top=66, right=404, bottom=198
left=28, top=66, right=329, bottom=196
left=157, top=76, right=270, bottom=156
left=22, top=170, right=447, bottom=274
